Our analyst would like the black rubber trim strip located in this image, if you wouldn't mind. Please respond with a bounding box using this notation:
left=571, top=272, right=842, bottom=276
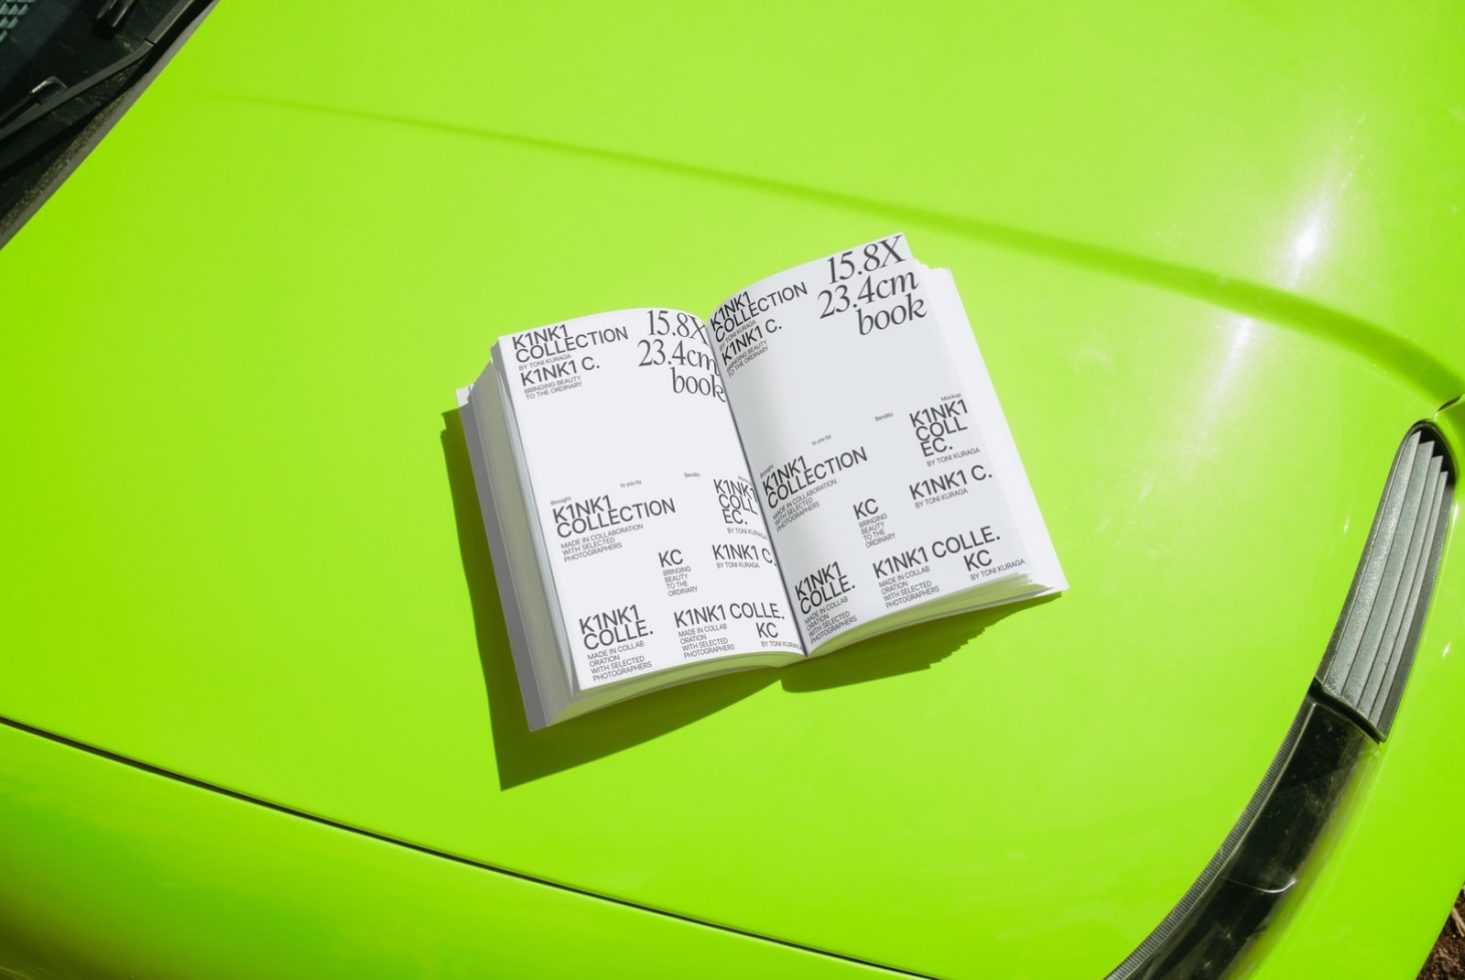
left=1105, top=695, right=1372, bottom=978
left=0, top=713, right=926, bottom=978
left=1106, top=420, right=1459, bottom=978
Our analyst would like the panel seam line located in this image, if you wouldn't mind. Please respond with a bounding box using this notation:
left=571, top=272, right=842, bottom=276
left=0, top=713, right=928, bottom=978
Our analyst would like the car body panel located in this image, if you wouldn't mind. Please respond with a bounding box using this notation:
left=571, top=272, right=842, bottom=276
left=0, top=721, right=885, bottom=979
left=2, top=2, right=1463, bottom=977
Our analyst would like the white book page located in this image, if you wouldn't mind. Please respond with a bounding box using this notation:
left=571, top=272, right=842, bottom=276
left=708, top=234, right=1050, bottom=649
left=927, top=267, right=1068, bottom=597
left=499, top=309, right=803, bottom=690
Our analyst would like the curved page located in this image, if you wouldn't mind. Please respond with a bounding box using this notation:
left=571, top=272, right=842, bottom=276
left=498, top=309, right=803, bottom=690
left=709, top=235, right=1052, bottom=649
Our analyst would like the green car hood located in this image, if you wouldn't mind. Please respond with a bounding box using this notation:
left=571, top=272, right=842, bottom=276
left=3, top=3, right=1463, bottom=976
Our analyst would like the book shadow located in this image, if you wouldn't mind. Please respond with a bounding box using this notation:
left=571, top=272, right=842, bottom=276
left=442, top=409, right=1059, bottom=788
left=442, top=409, right=776, bottom=789
left=777, top=593, right=1058, bottom=693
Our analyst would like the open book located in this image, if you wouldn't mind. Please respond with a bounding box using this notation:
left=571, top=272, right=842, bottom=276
left=458, top=234, right=1066, bottom=728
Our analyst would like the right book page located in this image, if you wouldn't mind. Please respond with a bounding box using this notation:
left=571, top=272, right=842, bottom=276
left=708, top=233, right=1066, bottom=652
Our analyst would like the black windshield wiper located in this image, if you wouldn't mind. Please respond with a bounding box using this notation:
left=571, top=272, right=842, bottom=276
left=0, top=75, right=65, bottom=131
left=0, top=0, right=205, bottom=148
left=0, top=0, right=212, bottom=245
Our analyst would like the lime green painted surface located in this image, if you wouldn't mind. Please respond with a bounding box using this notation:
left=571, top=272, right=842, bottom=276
left=2, top=2, right=1464, bottom=976
left=0, top=721, right=884, bottom=978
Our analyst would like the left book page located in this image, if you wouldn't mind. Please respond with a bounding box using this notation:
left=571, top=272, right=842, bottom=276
left=492, top=309, right=804, bottom=692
